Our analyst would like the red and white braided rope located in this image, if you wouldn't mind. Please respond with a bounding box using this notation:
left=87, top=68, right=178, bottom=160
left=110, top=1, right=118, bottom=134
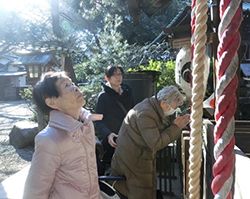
left=211, top=1, right=242, bottom=198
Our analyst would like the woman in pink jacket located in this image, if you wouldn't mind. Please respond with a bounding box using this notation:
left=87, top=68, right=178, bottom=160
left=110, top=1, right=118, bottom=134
left=23, top=71, right=102, bottom=199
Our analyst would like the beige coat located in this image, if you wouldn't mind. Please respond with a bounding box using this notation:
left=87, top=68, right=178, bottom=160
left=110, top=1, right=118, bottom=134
left=23, top=110, right=101, bottom=199
left=111, top=97, right=182, bottom=199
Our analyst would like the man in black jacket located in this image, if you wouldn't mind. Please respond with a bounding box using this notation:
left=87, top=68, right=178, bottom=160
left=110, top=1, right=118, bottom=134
left=95, top=65, right=134, bottom=174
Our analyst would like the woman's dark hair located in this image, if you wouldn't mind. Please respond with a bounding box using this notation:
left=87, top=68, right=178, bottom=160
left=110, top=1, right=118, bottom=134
left=105, top=65, right=124, bottom=78
left=32, top=71, right=66, bottom=114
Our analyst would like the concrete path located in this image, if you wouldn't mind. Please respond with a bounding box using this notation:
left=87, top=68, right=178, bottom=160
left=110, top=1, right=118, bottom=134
left=0, top=100, right=33, bottom=182
left=0, top=100, right=33, bottom=132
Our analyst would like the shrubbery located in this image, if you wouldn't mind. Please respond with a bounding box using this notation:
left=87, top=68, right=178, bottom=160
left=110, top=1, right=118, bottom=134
left=128, top=60, right=176, bottom=91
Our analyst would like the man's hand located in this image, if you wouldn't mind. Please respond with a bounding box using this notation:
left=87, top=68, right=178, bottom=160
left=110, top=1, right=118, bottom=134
left=173, top=114, right=190, bottom=129
left=108, top=133, right=118, bottom=148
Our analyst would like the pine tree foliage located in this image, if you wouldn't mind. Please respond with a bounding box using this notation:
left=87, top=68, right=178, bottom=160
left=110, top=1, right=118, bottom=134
left=0, top=0, right=189, bottom=81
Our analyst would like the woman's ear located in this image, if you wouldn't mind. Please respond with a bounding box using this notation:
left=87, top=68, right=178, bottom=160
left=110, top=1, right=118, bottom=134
left=45, top=97, right=58, bottom=109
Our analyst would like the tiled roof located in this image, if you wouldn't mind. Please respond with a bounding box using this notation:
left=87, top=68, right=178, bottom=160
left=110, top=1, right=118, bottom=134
left=17, top=54, right=53, bottom=65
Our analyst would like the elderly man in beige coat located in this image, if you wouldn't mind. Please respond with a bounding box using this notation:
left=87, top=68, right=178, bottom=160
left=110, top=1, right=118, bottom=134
left=111, top=85, right=190, bottom=199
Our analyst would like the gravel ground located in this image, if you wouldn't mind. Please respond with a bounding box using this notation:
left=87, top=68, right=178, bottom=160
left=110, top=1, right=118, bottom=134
left=0, top=100, right=34, bottom=182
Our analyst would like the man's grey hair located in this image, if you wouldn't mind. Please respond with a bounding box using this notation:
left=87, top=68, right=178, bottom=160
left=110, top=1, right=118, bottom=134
left=157, top=85, right=184, bottom=106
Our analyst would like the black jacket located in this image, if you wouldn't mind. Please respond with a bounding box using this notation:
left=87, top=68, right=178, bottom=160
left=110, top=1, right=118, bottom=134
left=95, top=82, right=134, bottom=139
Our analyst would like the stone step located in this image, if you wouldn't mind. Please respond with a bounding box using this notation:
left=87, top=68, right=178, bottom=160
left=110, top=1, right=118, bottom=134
left=0, top=165, right=30, bottom=199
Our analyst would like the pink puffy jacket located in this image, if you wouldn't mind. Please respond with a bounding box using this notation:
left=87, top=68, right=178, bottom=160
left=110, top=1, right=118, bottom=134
left=23, top=109, right=101, bottom=199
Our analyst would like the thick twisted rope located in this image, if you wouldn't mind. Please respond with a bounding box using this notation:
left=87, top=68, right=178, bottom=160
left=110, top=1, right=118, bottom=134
left=188, top=0, right=208, bottom=198
left=211, top=1, right=242, bottom=199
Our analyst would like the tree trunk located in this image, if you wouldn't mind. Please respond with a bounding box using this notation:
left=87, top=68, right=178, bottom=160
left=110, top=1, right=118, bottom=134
left=37, top=108, right=48, bottom=131
left=61, top=54, right=78, bottom=84
left=50, top=0, right=77, bottom=85
left=50, top=0, right=62, bottom=38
